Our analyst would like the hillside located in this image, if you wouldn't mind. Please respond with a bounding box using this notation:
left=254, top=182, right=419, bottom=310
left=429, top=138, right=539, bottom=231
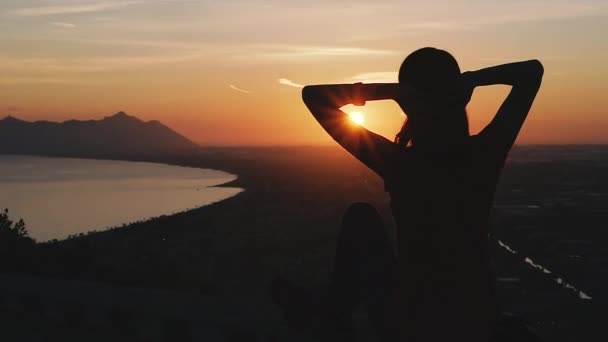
left=0, top=112, right=200, bottom=157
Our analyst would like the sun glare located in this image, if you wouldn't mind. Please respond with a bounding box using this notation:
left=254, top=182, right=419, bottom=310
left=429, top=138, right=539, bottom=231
left=349, top=111, right=365, bottom=126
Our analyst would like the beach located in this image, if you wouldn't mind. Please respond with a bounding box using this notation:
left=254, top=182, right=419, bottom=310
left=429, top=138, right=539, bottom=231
left=0, top=155, right=242, bottom=241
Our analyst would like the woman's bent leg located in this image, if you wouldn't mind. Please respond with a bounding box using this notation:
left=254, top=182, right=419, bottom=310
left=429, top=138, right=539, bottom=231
left=329, top=202, right=398, bottom=341
left=271, top=202, right=397, bottom=341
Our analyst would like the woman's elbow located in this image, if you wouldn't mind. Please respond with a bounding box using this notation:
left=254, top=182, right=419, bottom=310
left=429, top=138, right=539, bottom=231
left=302, top=85, right=315, bottom=104
left=302, top=85, right=333, bottom=110
left=529, top=59, right=544, bottom=78
left=522, top=60, right=543, bottom=88
left=302, top=85, right=324, bottom=104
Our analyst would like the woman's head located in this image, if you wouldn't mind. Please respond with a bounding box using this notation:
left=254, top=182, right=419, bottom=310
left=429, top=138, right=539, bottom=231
left=398, top=47, right=461, bottom=94
left=395, top=47, right=469, bottom=147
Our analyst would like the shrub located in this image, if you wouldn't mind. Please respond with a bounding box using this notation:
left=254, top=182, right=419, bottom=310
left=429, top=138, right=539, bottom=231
left=0, top=209, right=35, bottom=272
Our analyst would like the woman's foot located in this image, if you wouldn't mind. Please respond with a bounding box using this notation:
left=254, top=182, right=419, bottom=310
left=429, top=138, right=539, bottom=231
left=270, top=276, right=318, bottom=331
left=492, top=313, right=543, bottom=342
left=270, top=276, right=354, bottom=341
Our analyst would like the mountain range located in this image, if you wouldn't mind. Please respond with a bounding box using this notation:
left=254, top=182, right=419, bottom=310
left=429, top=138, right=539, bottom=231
left=0, top=112, right=200, bottom=157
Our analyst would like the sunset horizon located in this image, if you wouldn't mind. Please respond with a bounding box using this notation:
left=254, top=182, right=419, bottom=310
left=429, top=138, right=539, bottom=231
left=1, top=2, right=607, bottom=341
left=2, top=0, right=607, bottom=145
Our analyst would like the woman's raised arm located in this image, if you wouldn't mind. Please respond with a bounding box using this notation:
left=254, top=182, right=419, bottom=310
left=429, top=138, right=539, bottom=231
left=467, top=60, right=544, bottom=153
left=302, top=83, right=399, bottom=177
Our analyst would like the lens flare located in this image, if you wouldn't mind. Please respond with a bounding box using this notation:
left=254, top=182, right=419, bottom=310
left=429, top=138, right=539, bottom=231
left=349, top=111, right=365, bottom=126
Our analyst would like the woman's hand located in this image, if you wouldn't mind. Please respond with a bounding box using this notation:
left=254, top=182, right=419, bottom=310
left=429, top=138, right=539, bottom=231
left=354, top=83, right=404, bottom=105
left=394, top=83, right=444, bottom=116
left=352, top=82, right=366, bottom=106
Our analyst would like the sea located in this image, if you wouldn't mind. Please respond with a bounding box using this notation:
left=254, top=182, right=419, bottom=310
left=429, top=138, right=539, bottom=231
left=0, top=155, right=242, bottom=241
left=486, top=145, right=608, bottom=341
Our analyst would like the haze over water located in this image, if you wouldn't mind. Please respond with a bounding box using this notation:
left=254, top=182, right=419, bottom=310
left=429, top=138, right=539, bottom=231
left=0, top=155, right=242, bottom=241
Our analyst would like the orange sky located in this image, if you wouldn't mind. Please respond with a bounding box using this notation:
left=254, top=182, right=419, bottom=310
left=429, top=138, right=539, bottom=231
left=1, top=1, right=607, bottom=145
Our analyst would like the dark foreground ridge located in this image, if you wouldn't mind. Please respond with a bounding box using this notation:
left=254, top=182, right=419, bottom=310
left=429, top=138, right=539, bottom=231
left=1, top=146, right=607, bottom=341
left=0, top=112, right=200, bottom=156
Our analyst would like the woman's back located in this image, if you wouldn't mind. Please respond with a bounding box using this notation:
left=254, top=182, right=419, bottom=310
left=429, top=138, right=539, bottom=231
left=384, top=136, right=505, bottom=341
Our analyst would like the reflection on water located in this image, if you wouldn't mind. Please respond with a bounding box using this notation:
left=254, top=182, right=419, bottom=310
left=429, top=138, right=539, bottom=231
left=0, top=155, right=243, bottom=241
left=497, top=239, right=592, bottom=300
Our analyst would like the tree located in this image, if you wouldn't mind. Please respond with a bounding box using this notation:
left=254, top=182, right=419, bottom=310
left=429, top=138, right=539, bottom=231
left=0, top=208, right=31, bottom=240
left=0, top=209, right=35, bottom=273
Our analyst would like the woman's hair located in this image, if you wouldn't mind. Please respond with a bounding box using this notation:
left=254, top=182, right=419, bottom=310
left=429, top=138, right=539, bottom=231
left=395, top=47, right=468, bottom=147
left=394, top=118, right=411, bottom=147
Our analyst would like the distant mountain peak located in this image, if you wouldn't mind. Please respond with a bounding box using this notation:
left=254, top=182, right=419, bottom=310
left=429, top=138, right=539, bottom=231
left=0, top=112, right=200, bottom=156
left=104, top=111, right=141, bottom=123
left=1, top=115, right=26, bottom=123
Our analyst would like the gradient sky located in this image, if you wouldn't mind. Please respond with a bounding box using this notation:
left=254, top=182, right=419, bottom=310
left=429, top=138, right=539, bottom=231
left=1, top=0, right=607, bottom=145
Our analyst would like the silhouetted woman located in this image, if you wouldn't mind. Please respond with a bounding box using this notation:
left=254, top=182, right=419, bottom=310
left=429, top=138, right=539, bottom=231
left=273, top=47, right=543, bottom=342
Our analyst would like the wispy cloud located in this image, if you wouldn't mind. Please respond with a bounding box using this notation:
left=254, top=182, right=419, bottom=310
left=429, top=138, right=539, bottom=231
left=50, top=22, right=76, bottom=29
left=0, top=51, right=206, bottom=73
left=35, top=36, right=210, bottom=50
left=5, top=1, right=141, bottom=17
left=478, top=55, right=573, bottom=63
left=92, top=16, right=118, bottom=22
left=472, top=3, right=605, bottom=28
left=230, top=44, right=397, bottom=63
left=277, top=78, right=304, bottom=88
left=0, top=77, right=80, bottom=85
left=349, top=72, right=397, bottom=83
left=229, top=84, right=251, bottom=94
left=349, top=2, right=608, bottom=41
left=263, top=45, right=396, bottom=58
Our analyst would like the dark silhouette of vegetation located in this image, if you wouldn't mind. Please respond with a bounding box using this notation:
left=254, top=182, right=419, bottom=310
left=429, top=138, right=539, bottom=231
left=0, top=208, right=94, bottom=278
left=0, top=208, right=32, bottom=241
left=0, top=209, right=36, bottom=272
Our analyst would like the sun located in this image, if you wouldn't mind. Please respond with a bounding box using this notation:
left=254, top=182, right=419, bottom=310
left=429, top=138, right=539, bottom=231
left=349, top=111, right=365, bottom=126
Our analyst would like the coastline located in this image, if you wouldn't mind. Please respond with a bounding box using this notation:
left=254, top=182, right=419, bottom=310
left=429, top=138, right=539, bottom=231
left=2, top=146, right=606, bottom=341
left=0, top=154, right=244, bottom=241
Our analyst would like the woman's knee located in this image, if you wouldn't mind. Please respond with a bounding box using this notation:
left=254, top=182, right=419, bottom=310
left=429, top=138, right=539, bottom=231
left=334, top=203, right=397, bottom=295
left=339, top=202, right=388, bottom=251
